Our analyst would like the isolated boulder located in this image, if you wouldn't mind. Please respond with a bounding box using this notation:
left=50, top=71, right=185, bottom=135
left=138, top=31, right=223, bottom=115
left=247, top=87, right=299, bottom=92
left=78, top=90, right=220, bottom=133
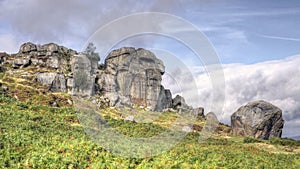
left=231, top=100, right=284, bottom=140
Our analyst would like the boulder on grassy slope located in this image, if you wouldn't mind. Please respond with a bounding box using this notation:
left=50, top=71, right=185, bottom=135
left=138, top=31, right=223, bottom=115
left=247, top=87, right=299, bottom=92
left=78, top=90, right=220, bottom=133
left=231, top=100, right=284, bottom=140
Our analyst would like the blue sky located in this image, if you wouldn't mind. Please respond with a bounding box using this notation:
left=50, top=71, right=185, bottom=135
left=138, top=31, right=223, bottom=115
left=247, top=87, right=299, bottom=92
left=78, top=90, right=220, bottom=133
left=1, top=0, right=300, bottom=138
left=192, top=0, right=300, bottom=64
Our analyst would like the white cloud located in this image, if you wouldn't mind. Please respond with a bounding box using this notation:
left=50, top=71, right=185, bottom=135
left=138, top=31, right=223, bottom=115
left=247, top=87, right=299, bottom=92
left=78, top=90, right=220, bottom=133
left=0, top=0, right=168, bottom=51
left=0, top=0, right=195, bottom=53
left=259, top=34, right=300, bottom=42
left=222, top=8, right=300, bottom=17
left=162, top=55, right=300, bottom=137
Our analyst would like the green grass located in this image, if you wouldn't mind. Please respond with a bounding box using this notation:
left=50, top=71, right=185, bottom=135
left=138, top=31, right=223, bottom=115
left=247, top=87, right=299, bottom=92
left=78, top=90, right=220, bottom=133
left=270, top=137, right=300, bottom=147
left=0, top=94, right=299, bottom=168
left=243, top=137, right=263, bottom=143
left=0, top=72, right=5, bottom=79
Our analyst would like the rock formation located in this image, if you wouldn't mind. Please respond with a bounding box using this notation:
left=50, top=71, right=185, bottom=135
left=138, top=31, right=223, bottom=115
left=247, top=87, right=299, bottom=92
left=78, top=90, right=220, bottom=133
left=1, top=42, right=101, bottom=98
left=0, top=42, right=291, bottom=142
left=231, top=100, right=284, bottom=140
left=97, top=47, right=173, bottom=111
left=14, top=42, right=76, bottom=71
left=1, top=43, right=192, bottom=112
left=1, top=42, right=78, bottom=93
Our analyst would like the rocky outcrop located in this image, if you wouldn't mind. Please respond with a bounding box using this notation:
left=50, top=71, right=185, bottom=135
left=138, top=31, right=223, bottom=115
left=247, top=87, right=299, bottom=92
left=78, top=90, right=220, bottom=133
left=97, top=47, right=173, bottom=111
left=2, top=43, right=191, bottom=112
left=231, top=100, right=284, bottom=140
left=13, top=42, right=76, bottom=72
left=2, top=42, right=78, bottom=93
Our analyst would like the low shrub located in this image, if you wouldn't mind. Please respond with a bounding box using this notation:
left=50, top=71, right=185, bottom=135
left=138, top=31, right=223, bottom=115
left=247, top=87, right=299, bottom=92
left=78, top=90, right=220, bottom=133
left=243, top=137, right=263, bottom=143
left=269, top=137, right=300, bottom=146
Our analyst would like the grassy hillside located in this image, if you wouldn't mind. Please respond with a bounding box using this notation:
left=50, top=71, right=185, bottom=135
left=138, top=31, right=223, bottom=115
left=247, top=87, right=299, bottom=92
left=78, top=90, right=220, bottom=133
left=1, top=94, right=300, bottom=168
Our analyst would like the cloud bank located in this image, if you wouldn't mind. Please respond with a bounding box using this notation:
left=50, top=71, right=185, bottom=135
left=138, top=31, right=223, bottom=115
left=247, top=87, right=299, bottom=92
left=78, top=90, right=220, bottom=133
left=163, top=55, right=300, bottom=138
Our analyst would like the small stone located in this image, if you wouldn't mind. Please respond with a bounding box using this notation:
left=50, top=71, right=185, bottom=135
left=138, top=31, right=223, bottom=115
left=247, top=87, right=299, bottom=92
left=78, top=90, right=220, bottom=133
left=67, top=99, right=73, bottom=105
left=124, top=115, right=135, bottom=122
left=7, top=70, right=13, bottom=75
left=49, top=101, right=58, bottom=107
left=182, top=125, right=193, bottom=132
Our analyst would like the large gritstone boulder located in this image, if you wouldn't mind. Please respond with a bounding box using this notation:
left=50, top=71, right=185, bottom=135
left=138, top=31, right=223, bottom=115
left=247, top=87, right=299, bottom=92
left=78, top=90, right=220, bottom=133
left=231, top=100, right=284, bottom=140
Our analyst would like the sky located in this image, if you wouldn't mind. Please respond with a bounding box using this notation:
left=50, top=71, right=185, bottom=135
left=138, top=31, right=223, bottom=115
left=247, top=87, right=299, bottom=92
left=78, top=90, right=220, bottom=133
left=0, top=0, right=300, bottom=138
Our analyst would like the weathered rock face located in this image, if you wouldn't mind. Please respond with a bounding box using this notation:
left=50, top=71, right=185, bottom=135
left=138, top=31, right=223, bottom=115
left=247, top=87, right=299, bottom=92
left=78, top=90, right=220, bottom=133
left=231, top=100, right=284, bottom=140
left=36, top=72, right=67, bottom=92
left=36, top=72, right=57, bottom=87
left=72, top=54, right=97, bottom=97
left=51, top=74, right=67, bottom=92
left=157, top=87, right=173, bottom=111
left=13, top=42, right=76, bottom=72
left=13, top=57, right=31, bottom=68
left=172, top=95, right=192, bottom=112
left=193, top=107, right=204, bottom=118
left=97, top=47, right=172, bottom=111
